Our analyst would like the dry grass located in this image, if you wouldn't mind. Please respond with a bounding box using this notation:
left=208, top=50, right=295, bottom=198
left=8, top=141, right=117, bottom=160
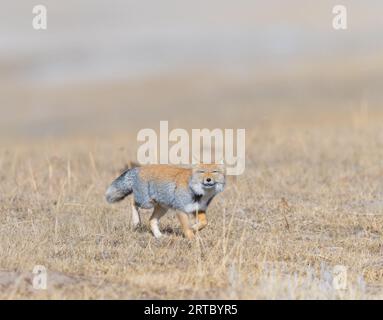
left=1, top=109, right=383, bottom=299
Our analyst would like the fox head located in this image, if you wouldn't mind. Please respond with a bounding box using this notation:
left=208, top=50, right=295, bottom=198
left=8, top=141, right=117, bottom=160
left=189, top=163, right=226, bottom=195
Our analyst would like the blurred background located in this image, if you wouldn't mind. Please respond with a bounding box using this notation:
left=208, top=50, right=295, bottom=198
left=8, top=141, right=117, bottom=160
left=1, top=0, right=382, bottom=140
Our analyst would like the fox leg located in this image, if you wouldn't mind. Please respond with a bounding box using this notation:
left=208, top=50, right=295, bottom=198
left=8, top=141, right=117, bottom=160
left=191, top=211, right=208, bottom=232
left=149, top=205, right=168, bottom=238
left=131, top=198, right=141, bottom=228
left=177, top=212, right=195, bottom=240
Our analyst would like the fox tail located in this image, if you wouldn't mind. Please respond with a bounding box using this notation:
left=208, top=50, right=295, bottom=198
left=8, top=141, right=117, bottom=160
left=105, top=169, right=135, bottom=203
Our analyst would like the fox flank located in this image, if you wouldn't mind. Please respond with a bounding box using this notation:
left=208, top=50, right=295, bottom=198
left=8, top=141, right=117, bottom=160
left=105, top=164, right=226, bottom=239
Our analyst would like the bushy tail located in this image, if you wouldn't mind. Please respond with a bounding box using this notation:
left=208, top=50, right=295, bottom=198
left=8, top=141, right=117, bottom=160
left=105, top=169, right=134, bottom=203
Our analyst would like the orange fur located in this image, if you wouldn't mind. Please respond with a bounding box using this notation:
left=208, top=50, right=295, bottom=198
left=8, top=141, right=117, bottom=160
left=138, top=165, right=191, bottom=189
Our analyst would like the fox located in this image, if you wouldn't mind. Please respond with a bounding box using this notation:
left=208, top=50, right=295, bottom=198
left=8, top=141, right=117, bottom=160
left=105, top=163, right=226, bottom=239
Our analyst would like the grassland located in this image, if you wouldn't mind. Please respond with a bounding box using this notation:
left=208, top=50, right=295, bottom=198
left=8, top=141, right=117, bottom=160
left=1, top=107, right=383, bottom=299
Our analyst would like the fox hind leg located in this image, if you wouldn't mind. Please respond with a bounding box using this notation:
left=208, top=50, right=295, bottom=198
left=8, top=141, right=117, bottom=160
left=131, top=199, right=141, bottom=229
left=149, top=205, right=168, bottom=238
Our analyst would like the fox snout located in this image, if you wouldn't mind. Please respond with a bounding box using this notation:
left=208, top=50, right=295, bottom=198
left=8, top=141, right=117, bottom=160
left=203, top=175, right=215, bottom=186
left=204, top=176, right=212, bottom=183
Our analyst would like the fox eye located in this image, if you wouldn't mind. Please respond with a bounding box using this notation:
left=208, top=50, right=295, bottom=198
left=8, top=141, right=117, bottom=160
left=197, top=170, right=205, bottom=173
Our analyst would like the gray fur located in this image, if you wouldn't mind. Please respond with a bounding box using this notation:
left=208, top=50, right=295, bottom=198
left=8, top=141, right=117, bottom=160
left=105, top=168, right=137, bottom=203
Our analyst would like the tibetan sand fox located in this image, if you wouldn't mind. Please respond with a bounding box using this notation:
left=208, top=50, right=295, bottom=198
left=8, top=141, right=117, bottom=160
left=105, top=163, right=226, bottom=239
